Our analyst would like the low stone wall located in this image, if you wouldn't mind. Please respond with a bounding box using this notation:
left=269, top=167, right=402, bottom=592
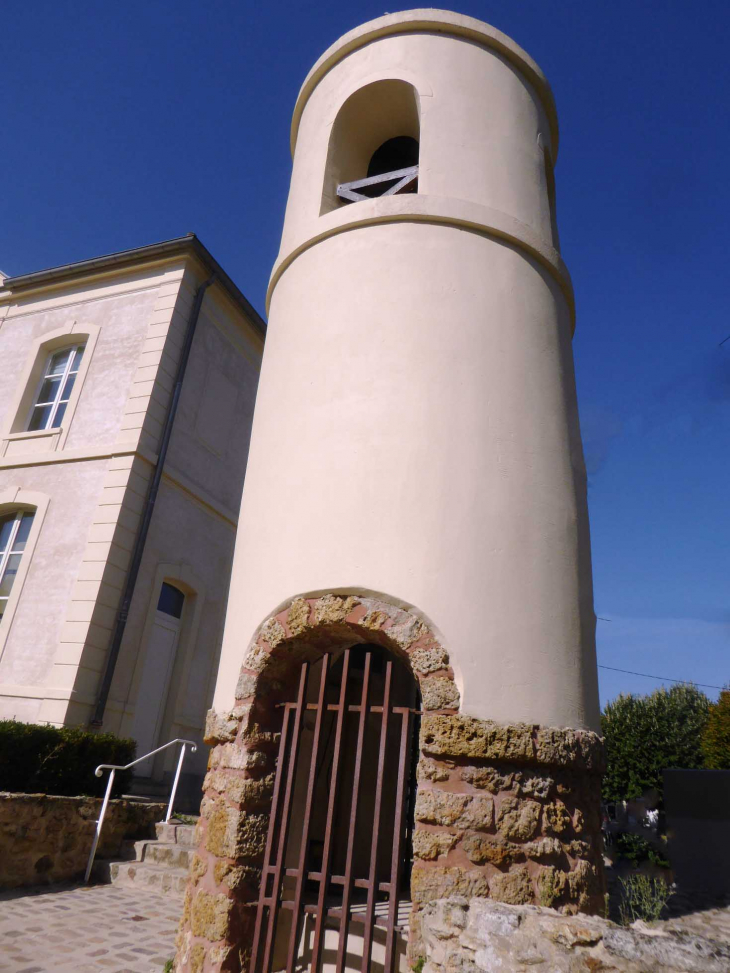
left=419, top=896, right=730, bottom=973
left=0, top=792, right=166, bottom=889
left=409, top=714, right=605, bottom=960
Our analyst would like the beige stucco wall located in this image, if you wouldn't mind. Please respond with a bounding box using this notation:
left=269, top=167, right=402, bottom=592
left=0, top=255, right=263, bottom=755
left=103, top=291, right=262, bottom=778
left=162, top=291, right=262, bottom=516
left=0, top=278, right=158, bottom=440
left=212, top=10, right=599, bottom=731
left=0, top=269, right=171, bottom=724
left=0, top=461, right=107, bottom=722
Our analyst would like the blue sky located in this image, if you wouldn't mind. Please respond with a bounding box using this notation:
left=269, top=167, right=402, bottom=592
left=3, top=1, right=728, bottom=708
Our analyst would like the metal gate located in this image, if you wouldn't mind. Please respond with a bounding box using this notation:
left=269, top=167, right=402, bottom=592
left=249, top=648, right=417, bottom=973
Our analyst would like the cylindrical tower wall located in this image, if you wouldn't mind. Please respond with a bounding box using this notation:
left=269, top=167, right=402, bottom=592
left=176, top=20, right=606, bottom=970
left=213, top=10, right=599, bottom=732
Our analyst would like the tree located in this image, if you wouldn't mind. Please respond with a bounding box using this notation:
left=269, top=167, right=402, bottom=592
left=601, top=684, right=711, bottom=805
left=701, top=687, right=730, bottom=769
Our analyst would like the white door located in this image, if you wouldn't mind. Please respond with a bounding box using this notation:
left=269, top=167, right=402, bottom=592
left=132, top=582, right=185, bottom=776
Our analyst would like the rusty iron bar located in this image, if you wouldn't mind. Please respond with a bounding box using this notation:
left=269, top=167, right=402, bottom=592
left=279, top=902, right=403, bottom=933
left=252, top=649, right=414, bottom=973
left=383, top=709, right=412, bottom=973
left=334, top=651, right=372, bottom=973
left=284, top=654, right=331, bottom=973
left=309, top=649, right=351, bottom=973
left=249, top=701, right=294, bottom=973
left=360, top=659, right=393, bottom=973
left=258, top=661, right=309, bottom=973
left=275, top=702, right=422, bottom=715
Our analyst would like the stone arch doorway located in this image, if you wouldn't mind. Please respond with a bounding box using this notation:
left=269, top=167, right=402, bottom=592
left=175, top=593, right=460, bottom=973
left=174, top=592, right=605, bottom=973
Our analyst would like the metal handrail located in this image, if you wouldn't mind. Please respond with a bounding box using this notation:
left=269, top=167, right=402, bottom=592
left=84, top=737, right=197, bottom=883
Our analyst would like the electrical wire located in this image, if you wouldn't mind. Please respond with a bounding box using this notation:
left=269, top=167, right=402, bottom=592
left=597, top=664, right=724, bottom=691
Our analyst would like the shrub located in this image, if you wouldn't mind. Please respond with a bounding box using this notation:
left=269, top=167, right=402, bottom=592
left=602, top=685, right=710, bottom=806
left=614, top=831, right=669, bottom=868
left=702, top=688, right=730, bottom=770
left=618, top=874, right=673, bottom=925
left=615, top=832, right=649, bottom=867
left=0, top=719, right=136, bottom=797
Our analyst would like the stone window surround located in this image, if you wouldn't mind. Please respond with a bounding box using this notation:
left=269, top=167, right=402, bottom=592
left=0, top=487, right=50, bottom=662
left=27, top=340, right=86, bottom=432
left=0, top=322, right=100, bottom=457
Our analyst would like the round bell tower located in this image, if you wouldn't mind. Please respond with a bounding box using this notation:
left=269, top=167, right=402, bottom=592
left=178, top=13, right=606, bottom=973
left=216, top=9, right=599, bottom=733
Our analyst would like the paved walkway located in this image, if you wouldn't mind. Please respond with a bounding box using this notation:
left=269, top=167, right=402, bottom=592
left=0, top=883, right=182, bottom=973
left=1, top=880, right=729, bottom=973
left=663, top=895, right=730, bottom=943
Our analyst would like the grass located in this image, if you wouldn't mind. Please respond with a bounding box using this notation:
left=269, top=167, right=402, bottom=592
left=618, top=874, right=674, bottom=925
left=170, top=813, right=199, bottom=826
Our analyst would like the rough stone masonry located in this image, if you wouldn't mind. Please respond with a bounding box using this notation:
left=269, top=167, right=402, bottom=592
left=419, top=896, right=730, bottom=973
left=0, top=792, right=165, bottom=889
left=409, top=712, right=605, bottom=962
left=173, top=594, right=606, bottom=973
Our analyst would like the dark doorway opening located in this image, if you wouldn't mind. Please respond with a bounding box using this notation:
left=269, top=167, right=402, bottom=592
left=250, top=645, right=420, bottom=973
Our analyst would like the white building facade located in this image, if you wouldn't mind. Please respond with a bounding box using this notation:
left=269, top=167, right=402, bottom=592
left=0, top=235, right=264, bottom=792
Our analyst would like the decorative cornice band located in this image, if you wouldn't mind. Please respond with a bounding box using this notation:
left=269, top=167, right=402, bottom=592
left=266, top=195, right=575, bottom=330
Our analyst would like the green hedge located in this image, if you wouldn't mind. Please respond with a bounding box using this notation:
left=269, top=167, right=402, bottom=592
left=0, top=720, right=137, bottom=797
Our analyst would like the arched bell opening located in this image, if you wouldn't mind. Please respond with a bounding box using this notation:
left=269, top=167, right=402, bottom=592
left=320, top=80, right=420, bottom=214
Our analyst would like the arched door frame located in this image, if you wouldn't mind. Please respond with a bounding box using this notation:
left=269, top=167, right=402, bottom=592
left=177, top=591, right=460, bottom=973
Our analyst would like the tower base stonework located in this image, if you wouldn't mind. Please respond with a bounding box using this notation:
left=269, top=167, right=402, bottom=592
left=173, top=593, right=604, bottom=973
left=409, top=715, right=605, bottom=965
left=174, top=592, right=460, bottom=973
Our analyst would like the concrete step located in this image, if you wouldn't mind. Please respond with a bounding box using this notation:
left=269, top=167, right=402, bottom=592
left=107, top=860, right=188, bottom=896
left=93, top=821, right=197, bottom=897
left=135, top=840, right=192, bottom=869
left=155, top=822, right=197, bottom=846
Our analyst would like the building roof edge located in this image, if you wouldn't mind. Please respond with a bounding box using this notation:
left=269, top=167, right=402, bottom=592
left=1, top=233, right=267, bottom=338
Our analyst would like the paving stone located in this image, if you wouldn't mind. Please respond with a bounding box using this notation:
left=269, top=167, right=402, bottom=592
left=0, top=882, right=181, bottom=973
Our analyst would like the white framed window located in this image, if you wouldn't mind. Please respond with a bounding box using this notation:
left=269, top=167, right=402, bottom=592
left=27, top=344, right=85, bottom=432
left=0, top=509, right=35, bottom=621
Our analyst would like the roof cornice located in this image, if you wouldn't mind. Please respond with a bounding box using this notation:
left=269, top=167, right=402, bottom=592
left=1, top=233, right=266, bottom=338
